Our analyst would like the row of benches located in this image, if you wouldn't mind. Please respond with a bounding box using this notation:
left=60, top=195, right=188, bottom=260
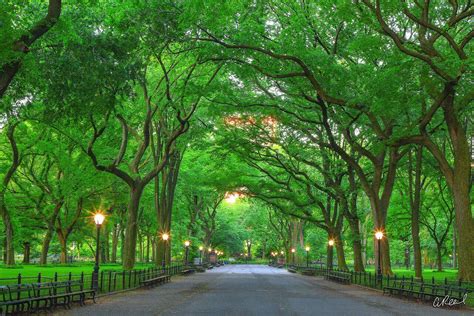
left=0, top=280, right=95, bottom=315
left=325, top=270, right=351, bottom=284
left=278, top=264, right=471, bottom=307
left=139, top=273, right=171, bottom=288
left=0, top=271, right=174, bottom=315
left=383, top=280, right=469, bottom=303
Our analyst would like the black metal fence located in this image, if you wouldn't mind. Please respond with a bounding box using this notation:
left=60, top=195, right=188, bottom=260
left=286, top=264, right=474, bottom=306
left=0, top=263, right=185, bottom=296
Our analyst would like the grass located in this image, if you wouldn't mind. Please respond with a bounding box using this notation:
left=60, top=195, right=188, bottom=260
left=0, top=262, right=156, bottom=282
left=364, top=268, right=460, bottom=282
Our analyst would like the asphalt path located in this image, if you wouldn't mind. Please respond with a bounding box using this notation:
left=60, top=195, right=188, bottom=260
left=56, top=264, right=472, bottom=316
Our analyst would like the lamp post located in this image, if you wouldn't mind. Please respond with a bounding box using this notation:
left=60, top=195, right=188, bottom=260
left=291, top=248, right=296, bottom=266
left=92, top=212, right=105, bottom=293
left=161, top=233, right=169, bottom=268
left=375, top=231, right=384, bottom=285
left=184, top=240, right=190, bottom=266
left=199, top=246, right=203, bottom=264
left=305, top=246, right=310, bottom=267
left=328, top=239, right=335, bottom=270
left=246, top=240, right=252, bottom=261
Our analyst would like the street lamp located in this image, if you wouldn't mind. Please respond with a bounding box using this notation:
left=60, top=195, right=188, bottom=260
left=305, top=246, right=310, bottom=267
left=161, top=233, right=169, bottom=268
left=328, top=239, right=335, bottom=270
left=246, top=240, right=252, bottom=261
left=375, top=230, right=384, bottom=285
left=92, top=212, right=105, bottom=293
left=184, top=240, right=190, bottom=266
left=199, top=246, right=203, bottom=264
left=291, top=248, right=296, bottom=266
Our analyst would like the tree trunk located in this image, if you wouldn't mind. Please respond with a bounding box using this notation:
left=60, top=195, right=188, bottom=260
left=104, top=225, right=110, bottom=263
left=327, top=243, right=333, bottom=269
left=411, top=216, right=422, bottom=278
left=57, top=233, right=67, bottom=264
left=439, top=92, right=473, bottom=280
left=40, top=226, right=54, bottom=265
left=452, top=226, right=457, bottom=268
left=22, top=242, right=30, bottom=264
left=2, top=239, right=6, bottom=263
left=347, top=217, right=365, bottom=272
left=370, top=197, right=393, bottom=275
left=146, top=234, right=150, bottom=263
left=40, top=201, right=63, bottom=265
left=409, top=145, right=423, bottom=278
left=111, top=224, right=119, bottom=263
left=404, top=244, right=410, bottom=269
left=436, top=244, right=443, bottom=272
left=452, top=184, right=474, bottom=280
left=0, top=208, right=15, bottom=265
left=122, top=185, right=144, bottom=270
left=335, top=235, right=348, bottom=271
left=156, top=238, right=166, bottom=266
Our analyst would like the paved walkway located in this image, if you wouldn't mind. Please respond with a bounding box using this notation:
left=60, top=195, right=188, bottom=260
left=56, top=265, right=472, bottom=316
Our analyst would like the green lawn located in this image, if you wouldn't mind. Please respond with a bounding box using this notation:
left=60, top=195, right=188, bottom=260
left=365, top=267, right=460, bottom=282
left=0, top=262, right=156, bottom=283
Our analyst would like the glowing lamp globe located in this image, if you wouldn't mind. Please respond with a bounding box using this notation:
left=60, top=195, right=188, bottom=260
left=328, top=239, right=335, bottom=246
left=94, top=213, right=105, bottom=226
left=184, top=240, right=190, bottom=247
left=375, top=231, right=384, bottom=240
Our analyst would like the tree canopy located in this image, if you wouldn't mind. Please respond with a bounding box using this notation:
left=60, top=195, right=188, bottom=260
left=0, top=0, right=472, bottom=281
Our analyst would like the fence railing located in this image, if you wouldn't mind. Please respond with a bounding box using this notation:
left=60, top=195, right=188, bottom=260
left=0, top=263, right=185, bottom=296
left=284, top=263, right=474, bottom=306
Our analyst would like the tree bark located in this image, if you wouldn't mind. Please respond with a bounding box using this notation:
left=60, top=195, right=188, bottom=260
left=111, top=223, right=120, bottom=263
left=122, top=185, right=144, bottom=270
left=409, top=146, right=423, bottom=278
left=335, top=234, right=348, bottom=271
left=0, top=0, right=62, bottom=97
left=327, top=243, right=333, bottom=269
left=40, top=228, right=54, bottom=265
left=0, top=210, right=15, bottom=265
left=347, top=217, right=365, bottom=272
left=436, top=244, right=443, bottom=272
left=22, top=242, right=30, bottom=264
left=58, top=233, right=67, bottom=264
left=442, top=92, right=473, bottom=280
left=0, top=123, right=20, bottom=265
left=40, top=200, right=63, bottom=264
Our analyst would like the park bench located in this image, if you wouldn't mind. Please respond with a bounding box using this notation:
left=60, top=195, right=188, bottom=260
left=30, top=281, right=70, bottom=311
left=67, top=280, right=96, bottom=306
left=300, top=269, right=316, bottom=276
left=0, top=280, right=95, bottom=315
left=383, top=280, right=423, bottom=298
left=383, top=281, right=470, bottom=304
left=0, top=284, right=32, bottom=315
left=180, top=269, right=196, bottom=276
left=287, top=267, right=297, bottom=273
left=139, top=273, right=170, bottom=288
left=325, top=271, right=351, bottom=284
